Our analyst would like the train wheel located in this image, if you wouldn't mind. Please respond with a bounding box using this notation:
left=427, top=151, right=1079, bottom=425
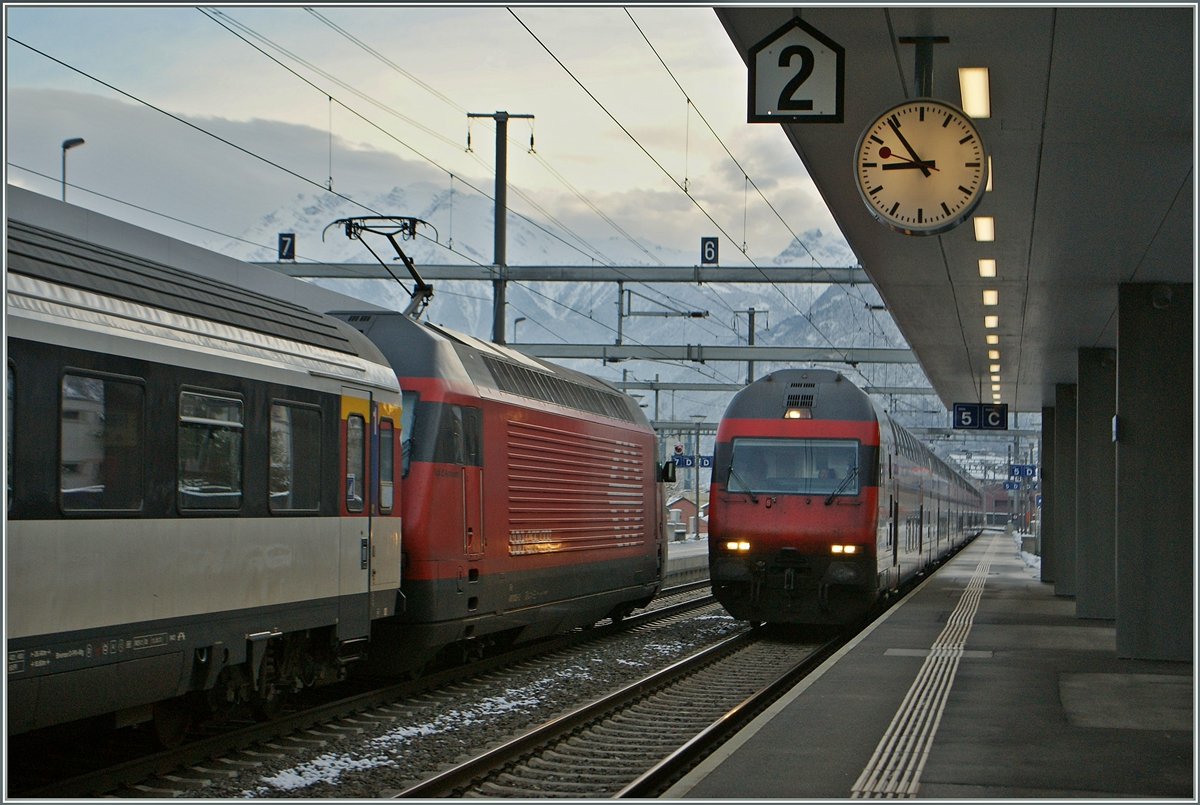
left=151, top=697, right=192, bottom=749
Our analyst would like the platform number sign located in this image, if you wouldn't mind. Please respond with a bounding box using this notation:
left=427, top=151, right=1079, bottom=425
left=952, top=402, right=979, bottom=429
left=953, top=402, right=1008, bottom=430
left=701, top=237, right=719, bottom=265
left=1009, top=464, right=1037, bottom=478
left=278, top=233, right=296, bottom=261
left=748, top=17, right=845, bottom=124
left=981, top=404, right=1008, bottom=430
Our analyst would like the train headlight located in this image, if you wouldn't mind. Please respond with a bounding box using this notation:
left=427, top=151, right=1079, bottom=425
left=831, top=544, right=857, bottom=554
left=724, top=541, right=751, bottom=552
left=784, top=407, right=813, bottom=419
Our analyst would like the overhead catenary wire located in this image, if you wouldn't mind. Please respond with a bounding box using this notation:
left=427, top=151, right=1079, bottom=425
left=509, top=9, right=850, bottom=362
left=305, top=6, right=663, bottom=268
left=624, top=9, right=894, bottom=373
left=198, top=8, right=617, bottom=270
left=282, top=7, right=748, bottom=343
left=11, top=36, right=740, bottom=385
left=202, top=8, right=740, bottom=348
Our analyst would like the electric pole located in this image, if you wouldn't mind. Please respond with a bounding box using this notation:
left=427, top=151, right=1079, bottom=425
left=468, top=110, right=534, bottom=344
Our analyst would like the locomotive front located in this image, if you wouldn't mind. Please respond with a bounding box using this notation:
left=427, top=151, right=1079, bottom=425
left=708, top=369, right=883, bottom=624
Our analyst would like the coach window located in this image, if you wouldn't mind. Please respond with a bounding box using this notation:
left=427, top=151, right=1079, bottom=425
left=400, top=391, right=417, bottom=477
left=435, top=405, right=466, bottom=465
left=178, top=391, right=243, bottom=511
left=269, top=402, right=321, bottom=512
left=379, top=418, right=394, bottom=513
left=61, top=374, right=144, bottom=511
left=345, top=414, right=366, bottom=512
left=462, top=406, right=482, bottom=465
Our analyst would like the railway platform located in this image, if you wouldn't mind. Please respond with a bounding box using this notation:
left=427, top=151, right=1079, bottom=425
left=667, top=529, right=1193, bottom=799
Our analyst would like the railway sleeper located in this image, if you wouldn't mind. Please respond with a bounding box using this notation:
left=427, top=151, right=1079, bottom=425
left=510, top=762, right=643, bottom=780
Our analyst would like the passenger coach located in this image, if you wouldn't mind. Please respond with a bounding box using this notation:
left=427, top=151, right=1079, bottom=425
left=708, top=369, right=982, bottom=625
left=6, top=221, right=402, bottom=744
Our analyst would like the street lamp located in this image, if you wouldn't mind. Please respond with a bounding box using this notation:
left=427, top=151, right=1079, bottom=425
left=512, top=316, right=527, bottom=342
left=61, top=137, right=85, bottom=202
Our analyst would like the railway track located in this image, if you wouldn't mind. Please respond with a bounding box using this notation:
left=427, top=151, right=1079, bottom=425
left=9, top=583, right=714, bottom=799
left=389, top=626, right=844, bottom=798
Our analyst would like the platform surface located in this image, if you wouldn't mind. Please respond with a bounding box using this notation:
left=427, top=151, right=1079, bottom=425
left=667, top=530, right=1194, bottom=799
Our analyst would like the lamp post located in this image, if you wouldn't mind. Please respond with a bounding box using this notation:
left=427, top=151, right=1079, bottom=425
left=61, top=138, right=85, bottom=202
left=512, top=316, right=527, bottom=343
left=690, top=414, right=705, bottom=539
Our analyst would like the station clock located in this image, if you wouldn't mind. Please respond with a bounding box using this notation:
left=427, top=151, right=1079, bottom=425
left=854, top=98, right=988, bottom=236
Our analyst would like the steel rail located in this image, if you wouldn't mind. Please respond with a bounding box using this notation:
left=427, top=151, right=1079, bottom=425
left=15, top=587, right=712, bottom=799
left=615, top=632, right=847, bottom=797
left=390, top=629, right=755, bottom=798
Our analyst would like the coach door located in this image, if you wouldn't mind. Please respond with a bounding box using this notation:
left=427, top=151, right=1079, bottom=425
left=339, top=388, right=373, bottom=641
left=461, top=407, right=484, bottom=560
left=372, top=399, right=402, bottom=617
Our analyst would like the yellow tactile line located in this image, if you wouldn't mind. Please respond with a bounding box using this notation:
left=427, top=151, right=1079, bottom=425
left=851, top=533, right=1002, bottom=798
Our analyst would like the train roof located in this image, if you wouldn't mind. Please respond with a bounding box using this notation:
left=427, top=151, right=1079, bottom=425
left=332, top=310, right=648, bottom=426
left=6, top=219, right=397, bottom=391
left=8, top=220, right=361, bottom=356
left=722, top=368, right=876, bottom=422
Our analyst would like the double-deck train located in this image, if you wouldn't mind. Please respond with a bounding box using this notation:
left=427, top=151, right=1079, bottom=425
left=707, top=369, right=983, bottom=625
left=6, top=220, right=667, bottom=745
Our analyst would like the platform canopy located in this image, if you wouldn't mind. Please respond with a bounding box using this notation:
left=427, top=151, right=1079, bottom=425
left=717, top=7, right=1193, bottom=412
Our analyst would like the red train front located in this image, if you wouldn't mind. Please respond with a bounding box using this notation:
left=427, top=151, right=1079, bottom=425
left=709, top=368, right=982, bottom=625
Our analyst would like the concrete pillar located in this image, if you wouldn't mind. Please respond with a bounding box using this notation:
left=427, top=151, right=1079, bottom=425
left=1053, top=384, right=1077, bottom=597
left=1075, top=348, right=1116, bottom=619
left=1038, top=406, right=1055, bottom=583
left=1115, top=283, right=1193, bottom=661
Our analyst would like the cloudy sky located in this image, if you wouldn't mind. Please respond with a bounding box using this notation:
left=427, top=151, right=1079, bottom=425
left=5, top=5, right=849, bottom=267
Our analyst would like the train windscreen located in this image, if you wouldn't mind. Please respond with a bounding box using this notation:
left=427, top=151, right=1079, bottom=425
left=728, top=437, right=859, bottom=496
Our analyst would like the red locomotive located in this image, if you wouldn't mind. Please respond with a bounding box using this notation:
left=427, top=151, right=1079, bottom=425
left=708, top=369, right=982, bottom=625
left=333, top=312, right=669, bottom=673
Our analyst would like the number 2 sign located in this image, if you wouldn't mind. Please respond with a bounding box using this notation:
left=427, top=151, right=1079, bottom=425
left=748, top=17, right=844, bottom=124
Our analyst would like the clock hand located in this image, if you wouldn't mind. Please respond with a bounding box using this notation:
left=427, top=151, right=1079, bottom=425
left=886, top=119, right=931, bottom=177
left=878, top=146, right=938, bottom=171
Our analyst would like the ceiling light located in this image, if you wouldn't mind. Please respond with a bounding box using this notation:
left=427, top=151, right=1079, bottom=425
left=979, top=259, right=996, bottom=278
left=986, top=156, right=993, bottom=191
left=988, top=349, right=1000, bottom=360
left=992, top=384, right=1001, bottom=392
left=983, top=290, right=999, bottom=306
left=959, top=67, right=991, bottom=118
left=986, top=334, right=999, bottom=345
left=985, top=315, right=999, bottom=328
left=991, top=374, right=1000, bottom=382
left=993, top=393, right=1002, bottom=401
left=990, top=364, right=1000, bottom=373
left=974, top=216, right=995, bottom=241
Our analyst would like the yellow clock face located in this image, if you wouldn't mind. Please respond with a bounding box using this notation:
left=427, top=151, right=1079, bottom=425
left=855, top=99, right=988, bottom=236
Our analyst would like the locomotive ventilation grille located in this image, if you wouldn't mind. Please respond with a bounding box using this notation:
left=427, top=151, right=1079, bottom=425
left=484, top=356, right=634, bottom=422
left=506, top=419, right=646, bottom=556
left=787, top=382, right=817, bottom=409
